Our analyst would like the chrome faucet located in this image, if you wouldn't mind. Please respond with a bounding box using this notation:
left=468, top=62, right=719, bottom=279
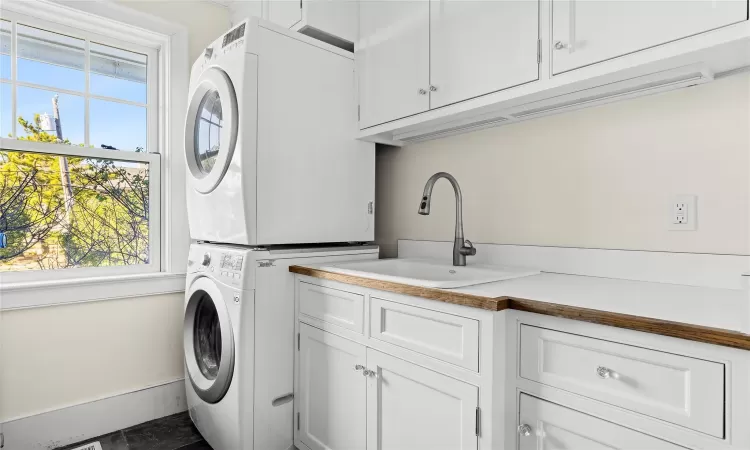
left=418, top=172, right=476, bottom=266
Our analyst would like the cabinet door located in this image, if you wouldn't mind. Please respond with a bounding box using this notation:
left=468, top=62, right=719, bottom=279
left=357, top=1, right=430, bottom=128
left=366, top=349, right=478, bottom=450
left=518, top=394, right=689, bottom=450
left=298, top=324, right=367, bottom=450
left=552, top=0, right=748, bottom=74
left=429, top=0, right=539, bottom=108
left=267, top=0, right=302, bottom=29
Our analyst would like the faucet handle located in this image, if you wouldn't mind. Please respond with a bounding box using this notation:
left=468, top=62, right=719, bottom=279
left=461, top=240, right=477, bottom=256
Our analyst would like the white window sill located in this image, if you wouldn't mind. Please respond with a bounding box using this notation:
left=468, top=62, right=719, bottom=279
left=0, top=272, right=186, bottom=310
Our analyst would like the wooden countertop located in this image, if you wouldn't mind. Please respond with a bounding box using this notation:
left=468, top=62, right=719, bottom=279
left=289, top=265, right=750, bottom=351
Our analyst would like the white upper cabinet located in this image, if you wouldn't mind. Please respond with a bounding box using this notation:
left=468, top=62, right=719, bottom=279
left=366, top=349, right=478, bottom=450
left=429, top=0, right=539, bottom=108
left=358, top=1, right=430, bottom=128
left=552, top=0, right=749, bottom=74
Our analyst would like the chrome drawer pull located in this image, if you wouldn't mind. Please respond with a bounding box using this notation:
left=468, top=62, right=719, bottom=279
left=597, top=366, right=614, bottom=379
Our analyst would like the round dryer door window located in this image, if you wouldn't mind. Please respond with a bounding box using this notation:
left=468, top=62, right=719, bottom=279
left=185, top=67, right=238, bottom=194
left=184, top=277, right=235, bottom=404
left=194, top=90, right=223, bottom=175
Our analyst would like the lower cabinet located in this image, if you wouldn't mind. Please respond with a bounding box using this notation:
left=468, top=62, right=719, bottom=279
left=297, top=323, right=479, bottom=450
left=367, top=349, right=478, bottom=450
left=298, top=324, right=367, bottom=450
left=518, top=394, right=689, bottom=450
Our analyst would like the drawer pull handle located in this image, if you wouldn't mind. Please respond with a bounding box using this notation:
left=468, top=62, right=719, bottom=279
left=363, top=368, right=378, bottom=378
left=355, top=364, right=365, bottom=372
left=518, top=424, right=532, bottom=437
left=597, top=366, right=613, bottom=379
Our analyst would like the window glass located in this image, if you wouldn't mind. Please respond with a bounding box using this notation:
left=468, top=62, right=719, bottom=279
left=0, top=150, right=150, bottom=271
left=90, top=42, right=147, bottom=104
left=17, top=24, right=85, bottom=92
left=194, top=90, right=222, bottom=174
left=90, top=99, right=147, bottom=151
left=1, top=83, right=10, bottom=138
left=17, top=86, right=85, bottom=145
left=1, top=20, right=10, bottom=80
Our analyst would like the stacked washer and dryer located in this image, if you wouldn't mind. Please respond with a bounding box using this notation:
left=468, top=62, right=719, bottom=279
left=183, top=18, right=377, bottom=450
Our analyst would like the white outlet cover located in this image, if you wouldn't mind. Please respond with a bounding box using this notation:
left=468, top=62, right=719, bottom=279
left=669, top=195, right=697, bottom=231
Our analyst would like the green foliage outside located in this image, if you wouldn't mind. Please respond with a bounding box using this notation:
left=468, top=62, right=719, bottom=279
left=0, top=114, right=150, bottom=271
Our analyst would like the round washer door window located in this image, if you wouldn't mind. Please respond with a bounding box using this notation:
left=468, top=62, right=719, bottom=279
left=185, top=67, right=238, bottom=194
left=184, top=277, right=235, bottom=404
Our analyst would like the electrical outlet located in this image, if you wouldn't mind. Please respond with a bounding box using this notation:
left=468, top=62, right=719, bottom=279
left=669, top=195, right=697, bottom=231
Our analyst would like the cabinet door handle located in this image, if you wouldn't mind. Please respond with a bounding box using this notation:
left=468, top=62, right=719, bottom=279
left=554, top=40, right=570, bottom=50
left=418, top=88, right=427, bottom=95
left=597, top=366, right=614, bottom=379
left=429, top=85, right=438, bottom=92
left=363, top=369, right=378, bottom=378
left=518, top=424, right=532, bottom=437
left=354, top=364, right=365, bottom=372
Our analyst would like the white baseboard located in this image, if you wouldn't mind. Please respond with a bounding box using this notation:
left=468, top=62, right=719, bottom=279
left=398, top=239, right=750, bottom=290
left=1, top=379, right=187, bottom=450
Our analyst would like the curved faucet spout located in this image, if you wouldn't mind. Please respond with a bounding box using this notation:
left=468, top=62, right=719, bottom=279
left=417, top=172, right=476, bottom=266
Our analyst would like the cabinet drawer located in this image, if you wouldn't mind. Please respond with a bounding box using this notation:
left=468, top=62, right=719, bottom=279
left=519, top=394, right=688, bottom=449
left=370, top=297, right=479, bottom=371
left=299, top=282, right=365, bottom=334
left=519, top=325, right=724, bottom=437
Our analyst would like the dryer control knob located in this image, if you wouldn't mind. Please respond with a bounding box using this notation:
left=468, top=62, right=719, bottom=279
left=202, top=253, right=211, bottom=266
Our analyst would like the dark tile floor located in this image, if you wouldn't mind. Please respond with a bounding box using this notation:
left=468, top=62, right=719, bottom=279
left=55, top=412, right=212, bottom=450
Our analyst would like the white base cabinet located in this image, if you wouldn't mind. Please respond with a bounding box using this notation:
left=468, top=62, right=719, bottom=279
left=366, top=349, right=478, bottom=450
left=518, top=394, right=688, bottom=450
left=298, top=324, right=367, bottom=450
left=294, top=275, right=749, bottom=450
left=296, top=323, right=480, bottom=450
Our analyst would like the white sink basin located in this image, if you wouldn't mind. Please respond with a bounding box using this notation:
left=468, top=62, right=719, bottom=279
left=319, top=258, right=540, bottom=289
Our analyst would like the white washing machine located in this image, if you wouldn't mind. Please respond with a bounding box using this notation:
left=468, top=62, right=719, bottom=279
left=184, top=242, right=378, bottom=450
left=185, top=18, right=375, bottom=246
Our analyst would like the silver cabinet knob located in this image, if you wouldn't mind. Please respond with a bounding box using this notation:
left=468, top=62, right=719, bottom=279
left=554, top=40, right=569, bottom=50
left=429, top=85, right=438, bottom=92
left=518, top=424, right=532, bottom=437
left=362, top=369, right=378, bottom=378
left=354, top=364, right=365, bottom=372
left=418, top=88, right=427, bottom=95
left=201, top=252, right=211, bottom=266
left=597, top=366, right=613, bottom=379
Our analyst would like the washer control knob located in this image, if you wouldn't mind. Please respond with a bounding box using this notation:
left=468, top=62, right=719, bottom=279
left=202, top=252, right=211, bottom=266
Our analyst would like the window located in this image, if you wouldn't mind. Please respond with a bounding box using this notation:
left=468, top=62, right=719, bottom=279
left=0, top=9, right=161, bottom=283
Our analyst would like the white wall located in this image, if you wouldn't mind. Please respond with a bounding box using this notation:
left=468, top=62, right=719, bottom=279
left=0, top=1, right=230, bottom=422
left=376, top=74, right=750, bottom=258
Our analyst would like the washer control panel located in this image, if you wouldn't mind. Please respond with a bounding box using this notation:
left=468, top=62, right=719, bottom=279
left=219, top=253, right=244, bottom=281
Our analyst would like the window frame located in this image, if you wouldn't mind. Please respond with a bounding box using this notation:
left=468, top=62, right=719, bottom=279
left=0, top=0, right=190, bottom=306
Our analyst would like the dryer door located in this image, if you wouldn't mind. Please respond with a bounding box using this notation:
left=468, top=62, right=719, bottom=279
left=184, top=276, right=235, bottom=403
left=185, top=67, right=239, bottom=194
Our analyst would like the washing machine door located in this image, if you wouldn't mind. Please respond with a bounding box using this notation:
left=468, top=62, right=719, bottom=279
left=185, top=67, right=239, bottom=194
left=184, top=276, right=235, bottom=404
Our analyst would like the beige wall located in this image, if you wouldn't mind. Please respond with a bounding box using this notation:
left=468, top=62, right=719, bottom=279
left=376, top=74, right=750, bottom=258
left=0, top=294, right=184, bottom=421
left=0, top=2, right=230, bottom=422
